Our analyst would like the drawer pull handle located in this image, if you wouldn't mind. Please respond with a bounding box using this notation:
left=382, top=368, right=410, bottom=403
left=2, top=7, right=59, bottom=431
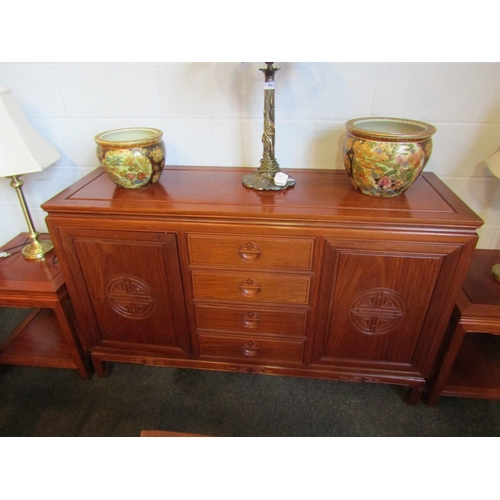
left=241, top=341, right=261, bottom=357
left=240, top=312, right=261, bottom=328
left=238, top=242, right=262, bottom=263
left=238, top=279, right=261, bottom=298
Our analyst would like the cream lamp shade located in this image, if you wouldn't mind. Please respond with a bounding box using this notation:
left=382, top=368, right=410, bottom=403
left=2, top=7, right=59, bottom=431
left=0, top=86, right=60, bottom=259
left=0, top=87, right=60, bottom=175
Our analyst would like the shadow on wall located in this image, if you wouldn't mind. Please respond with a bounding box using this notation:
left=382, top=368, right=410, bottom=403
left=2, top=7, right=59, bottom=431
left=226, top=63, right=358, bottom=170
left=187, top=62, right=262, bottom=167
left=464, top=103, right=500, bottom=248
left=308, top=125, right=346, bottom=170
left=276, top=63, right=361, bottom=120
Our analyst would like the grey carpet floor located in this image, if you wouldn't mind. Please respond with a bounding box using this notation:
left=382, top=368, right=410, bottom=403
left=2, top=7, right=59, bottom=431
left=1, top=307, right=500, bottom=437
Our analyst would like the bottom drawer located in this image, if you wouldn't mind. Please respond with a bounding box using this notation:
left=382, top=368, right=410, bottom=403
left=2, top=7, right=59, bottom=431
left=199, top=333, right=304, bottom=364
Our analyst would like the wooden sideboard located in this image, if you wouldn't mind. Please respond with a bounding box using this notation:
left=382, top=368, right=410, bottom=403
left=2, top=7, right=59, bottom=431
left=42, top=166, right=483, bottom=403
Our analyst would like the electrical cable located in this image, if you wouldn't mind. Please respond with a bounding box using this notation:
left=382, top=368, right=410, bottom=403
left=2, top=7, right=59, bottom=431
left=0, top=239, right=29, bottom=260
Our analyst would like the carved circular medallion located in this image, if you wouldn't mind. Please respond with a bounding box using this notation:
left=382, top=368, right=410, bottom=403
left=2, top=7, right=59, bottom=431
left=349, top=288, right=406, bottom=335
left=106, top=275, right=155, bottom=319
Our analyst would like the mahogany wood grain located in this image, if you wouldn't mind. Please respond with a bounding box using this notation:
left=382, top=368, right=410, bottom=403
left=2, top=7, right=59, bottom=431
left=0, top=233, right=64, bottom=297
left=426, top=249, right=500, bottom=404
left=0, top=308, right=76, bottom=369
left=56, top=228, right=190, bottom=355
left=188, top=233, right=314, bottom=270
left=195, top=303, right=308, bottom=337
left=43, top=167, right=479, bottom=228
left=314, top=240, right=444, bottom=364
left=0, top=233, right=91, bottom=378
left=192, top=271, right=311, bottom=304
left=43, top=167, right=483, bottom=402
left=198, top=333, right=304, bottom=364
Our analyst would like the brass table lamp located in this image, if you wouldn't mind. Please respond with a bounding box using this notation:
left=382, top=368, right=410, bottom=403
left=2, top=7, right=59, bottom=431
left=0, top=87, right=60, bottom=259
left=242, top=62, right=295, bottom=191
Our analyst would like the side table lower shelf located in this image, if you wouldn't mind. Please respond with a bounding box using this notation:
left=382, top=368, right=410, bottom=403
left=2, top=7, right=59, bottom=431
left=439, top=333, right=500, bottom=400
left=0, top=308, right=81, bottom=370
left=0, top=233, right=91, bottom=379
left=426, top=249, right=500, bottom=405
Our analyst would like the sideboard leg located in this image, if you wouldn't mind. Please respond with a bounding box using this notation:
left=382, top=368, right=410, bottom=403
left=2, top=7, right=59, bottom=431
left=92, top=355, right=111, bottom=377
left=425, top=391, right=440, bottom=407
left=404, top=382, right=426, bottom=404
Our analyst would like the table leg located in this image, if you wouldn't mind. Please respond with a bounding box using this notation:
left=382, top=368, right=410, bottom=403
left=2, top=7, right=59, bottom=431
left=404, top=381, right=427, bottom=404
left=52, top=299, right=91, bottom=380
left=425, top=322, right=467, bottom=406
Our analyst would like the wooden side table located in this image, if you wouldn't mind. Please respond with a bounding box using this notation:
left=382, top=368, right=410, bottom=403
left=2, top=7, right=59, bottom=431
left=0, top=233, right=91, bottom=379
left=426, top=249, right=500, bottom=405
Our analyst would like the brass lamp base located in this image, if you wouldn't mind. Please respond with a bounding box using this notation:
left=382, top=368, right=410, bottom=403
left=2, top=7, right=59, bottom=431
left=9, top=175, right=54, bottom=260
left=22, top=236, right=54, bottom=260
left=491, top=264, right=500, bottom=281
left=242, top=171, right=296, bottom=191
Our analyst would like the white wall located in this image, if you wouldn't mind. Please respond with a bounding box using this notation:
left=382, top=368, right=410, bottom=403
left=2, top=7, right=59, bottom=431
left=1, top=62, right=499, bottom=248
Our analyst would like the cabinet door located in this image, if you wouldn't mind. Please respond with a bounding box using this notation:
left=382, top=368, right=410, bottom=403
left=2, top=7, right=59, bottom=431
left=312, top=237, right=463, bottom=374
left=58, top=228, right=190, bottom=356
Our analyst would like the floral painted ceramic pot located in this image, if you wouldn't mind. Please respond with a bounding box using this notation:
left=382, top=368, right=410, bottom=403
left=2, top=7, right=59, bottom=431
left=343, top=117, right=436, bottom=198
left=95, top=128, right=165, bottom=189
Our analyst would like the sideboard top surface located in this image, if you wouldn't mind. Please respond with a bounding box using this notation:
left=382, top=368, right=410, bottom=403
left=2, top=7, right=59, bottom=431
left=42, top=166, right=483, bottom=229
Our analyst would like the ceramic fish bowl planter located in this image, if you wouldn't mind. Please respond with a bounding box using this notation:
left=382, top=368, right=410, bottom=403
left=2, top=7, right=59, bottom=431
left=343, top=117, right=436, bottom=198
left=95, top=128, right=166, bottom=189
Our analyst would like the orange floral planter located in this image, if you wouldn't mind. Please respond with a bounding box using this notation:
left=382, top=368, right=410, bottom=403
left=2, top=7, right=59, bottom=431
left=95, top=128, right=165, bottom=189
left=343, top=117, right=436, bottom=198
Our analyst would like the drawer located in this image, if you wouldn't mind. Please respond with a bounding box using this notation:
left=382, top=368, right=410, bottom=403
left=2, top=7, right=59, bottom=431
left=195, top=303, right=308, bottom=337
left=188, top=234, right=314, bottom=270
left=199, top=333, right=304, bottom=363
left=192, top=271, right=311, bottom=304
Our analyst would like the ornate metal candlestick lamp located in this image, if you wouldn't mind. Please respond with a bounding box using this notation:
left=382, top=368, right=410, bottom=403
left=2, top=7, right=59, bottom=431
left=242, top=62, right=295, bottom=191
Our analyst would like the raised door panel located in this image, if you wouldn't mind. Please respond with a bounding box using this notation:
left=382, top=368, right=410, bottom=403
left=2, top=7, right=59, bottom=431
left=313, top=238, right=447, bottom=368
left=59, top=229, right=190, bottom=355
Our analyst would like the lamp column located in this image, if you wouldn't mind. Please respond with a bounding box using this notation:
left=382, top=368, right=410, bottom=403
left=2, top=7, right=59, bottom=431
left=242, top=62, right=295, bottom=191
left=9, top=175, right=54, bottom=259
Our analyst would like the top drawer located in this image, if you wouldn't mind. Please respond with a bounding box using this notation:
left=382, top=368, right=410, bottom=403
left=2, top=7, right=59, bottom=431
left=187, top=234, right=314, bottom=270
